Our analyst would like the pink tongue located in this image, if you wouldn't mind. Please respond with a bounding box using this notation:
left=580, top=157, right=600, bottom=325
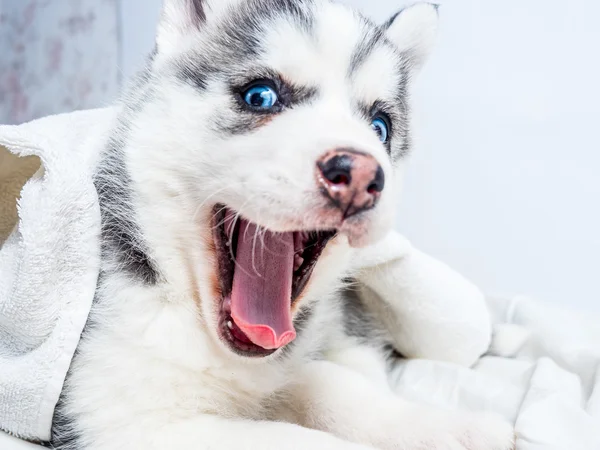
left=230, top=220, right=296, bottom=350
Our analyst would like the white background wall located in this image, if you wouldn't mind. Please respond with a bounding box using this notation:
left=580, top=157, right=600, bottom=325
left=119, top=0, right=600, bottom=312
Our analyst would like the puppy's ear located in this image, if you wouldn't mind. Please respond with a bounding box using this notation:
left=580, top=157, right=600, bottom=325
left=383, top=3, right=439, bottom=75
left=156, top=0, right=239, bottom=53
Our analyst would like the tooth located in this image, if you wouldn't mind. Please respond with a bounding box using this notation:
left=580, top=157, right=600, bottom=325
left=294, top=254, right=304, bottom=271
left=227, top=321, right=233, bottom=329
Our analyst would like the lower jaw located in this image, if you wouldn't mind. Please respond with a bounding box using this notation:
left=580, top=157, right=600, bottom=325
left=211, top=205, right=335, bottom=358
left=218, top=309, right=277, bottom=358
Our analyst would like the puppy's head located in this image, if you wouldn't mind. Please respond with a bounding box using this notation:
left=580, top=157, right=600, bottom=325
left=125, top=0, right=438, bottom=360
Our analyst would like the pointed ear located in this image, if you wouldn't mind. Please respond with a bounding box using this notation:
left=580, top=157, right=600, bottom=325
left=156, top=0, right=206, bottom=53
left=157, top=0, right=240, bottom=53
left=383, top=3, right=439, bottom=74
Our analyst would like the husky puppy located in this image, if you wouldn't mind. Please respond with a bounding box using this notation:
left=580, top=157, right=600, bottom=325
left=51, top=1, right=515, bottom=449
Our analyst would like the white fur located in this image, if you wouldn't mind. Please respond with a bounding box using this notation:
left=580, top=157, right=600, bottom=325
left=59, top=2, right=515, bottom=449
left=354, top=231, right=494, bottom=366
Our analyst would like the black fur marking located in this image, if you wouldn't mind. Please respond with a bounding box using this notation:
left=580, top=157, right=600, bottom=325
left=94, top=59, right=161, bottom=286
left=398, top=127, right=411, bottom=159
left=178, top=62, right=209, bottom=91
left=383, top=3, right=440, bottom=31
left=365, top=10, right=415, bottom=161
left=176, top=0, right=316, bottom=94
left=49, top=381, right=79, bottom=450
left=95, top=134, right=160, bottom=286
left=191, top=0, right=207, bottom=23
left=231, top=71, right=318, bottom=110
left=360, top=98, right=407, bottom=156
left=391, top=69, right=411, bottom=160
left=340, top=283, right=381, bottom=343
left=50, top=280, right=109, bottom=449
left=383, top=343, right=406, bottom=374
left=173, top=0, right=412, bottom=157
left=344, top=14, right=412, bottom=161
left=256, top=0, right=315, bottom=33
left=294, top=305, right=314, bottom=335
left=341, top=282, right=406, bottom=363
left=280, top=305, right=314, bottom=358
left=214, top=111, right=269, bottom=136
left=216, top=72, right=318, bottom=135
left=348, top=25, right=386, bottom=77
left=383, top=9, right=403, bottom=31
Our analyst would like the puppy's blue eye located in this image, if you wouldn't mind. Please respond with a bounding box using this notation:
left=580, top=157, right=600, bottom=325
left=371, top=117, right=389, bottom=143
left=243, top=85, right=278, bottom=110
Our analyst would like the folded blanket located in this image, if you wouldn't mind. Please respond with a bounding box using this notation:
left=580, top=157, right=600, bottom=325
left=0, top=109, right=115, bottom=441
left=390, top=295, right=600, bottom=450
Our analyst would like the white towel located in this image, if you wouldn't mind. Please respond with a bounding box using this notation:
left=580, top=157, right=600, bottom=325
left=0, top=432, right=40, bottom=450
left=0, top=108, right=116, bottom=442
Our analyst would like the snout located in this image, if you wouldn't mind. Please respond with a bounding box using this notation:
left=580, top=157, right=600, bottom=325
left=316, top=149, right=385, bottom=220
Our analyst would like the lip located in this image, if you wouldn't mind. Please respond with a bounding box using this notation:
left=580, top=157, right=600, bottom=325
left=211, top=205, right=336, bottom=357
left=218, top=296, right=277, bottom=358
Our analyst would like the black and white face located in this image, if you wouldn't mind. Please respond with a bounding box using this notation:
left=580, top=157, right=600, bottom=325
left=126, top=0, right=438, bottom=360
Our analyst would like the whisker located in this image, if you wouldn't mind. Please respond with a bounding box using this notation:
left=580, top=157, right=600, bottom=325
left=251, top=224, right=263, bottom=278
left=195, top=183, right=244, bottom=222
left=226, top=197, right=261, bottom=280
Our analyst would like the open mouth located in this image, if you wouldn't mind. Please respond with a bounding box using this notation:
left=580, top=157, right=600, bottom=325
left=212, top=205, right=335, bottom=357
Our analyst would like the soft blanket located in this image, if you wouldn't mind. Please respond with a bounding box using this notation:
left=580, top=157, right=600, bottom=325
left=391, top=295, right=600, bottom=449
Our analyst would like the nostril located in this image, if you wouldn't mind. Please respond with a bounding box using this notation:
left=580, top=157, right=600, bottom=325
left=329, top=172, right=350, bottom=186
left=319, top=154, right=353, bottom=187
left=368, top=166, right=385, bottom=194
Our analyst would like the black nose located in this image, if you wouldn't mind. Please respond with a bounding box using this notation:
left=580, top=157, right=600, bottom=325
left=368, top=166, right=385, bottom=194
left=320, top=154, right=354, bottom=186
left=316, top=150, right=385, bottom=220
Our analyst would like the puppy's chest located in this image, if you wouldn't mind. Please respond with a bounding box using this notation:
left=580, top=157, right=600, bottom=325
left=195, top=365, right=292, bottom=418
left=80, top=287, right=296, bottom=420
